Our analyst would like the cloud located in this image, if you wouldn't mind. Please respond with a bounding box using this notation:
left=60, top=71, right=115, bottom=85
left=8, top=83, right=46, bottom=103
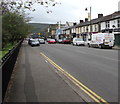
left=27, top=0, right=120, bottom=23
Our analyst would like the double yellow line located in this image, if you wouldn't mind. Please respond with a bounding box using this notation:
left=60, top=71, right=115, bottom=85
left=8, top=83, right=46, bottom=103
left=40, top=52, right=109, bottom=104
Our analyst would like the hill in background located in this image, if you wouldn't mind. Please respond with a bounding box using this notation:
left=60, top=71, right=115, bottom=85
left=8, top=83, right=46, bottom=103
left=29, top=23, right=58, bottom=36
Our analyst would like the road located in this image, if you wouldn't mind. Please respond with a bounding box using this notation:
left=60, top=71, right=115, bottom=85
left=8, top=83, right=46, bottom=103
left=6, top=41, right=118, bottom=103
left=39, top=43, right=118, bottom=102
left=5, top=41, right=84, bottom=102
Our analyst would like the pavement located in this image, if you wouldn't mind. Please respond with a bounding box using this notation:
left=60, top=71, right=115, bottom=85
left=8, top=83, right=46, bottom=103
left=4, top=40, right=85, bottom=103
left=113, top=46, right=120, bottom=50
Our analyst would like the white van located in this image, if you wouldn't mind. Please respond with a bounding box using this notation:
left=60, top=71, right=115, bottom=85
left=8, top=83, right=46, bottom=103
left=88, top=33, right=114, bottom=48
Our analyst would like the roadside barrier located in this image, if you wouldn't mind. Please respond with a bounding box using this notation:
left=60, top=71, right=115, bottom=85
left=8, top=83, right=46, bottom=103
left=1, top=40, right=23, bottom=102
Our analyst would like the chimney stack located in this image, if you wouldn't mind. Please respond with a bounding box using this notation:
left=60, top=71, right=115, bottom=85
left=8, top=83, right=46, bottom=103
left=73, top=23, right=77, bottom=26
left=98, top=14, right=103, bottom=18
left=80, top=20, right=84, bottom=23
left=85, top=18, right=88, bottom=22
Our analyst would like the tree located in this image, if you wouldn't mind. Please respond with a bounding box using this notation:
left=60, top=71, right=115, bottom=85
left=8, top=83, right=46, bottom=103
left=1, top=0, right=60, bottom=48
left=2, top=11, right=33, bottom=47
left=1, top=0, right=60, bottom=14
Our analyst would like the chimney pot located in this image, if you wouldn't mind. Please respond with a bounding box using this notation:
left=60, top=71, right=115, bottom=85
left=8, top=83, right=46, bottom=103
left=98, top=14, right=103, bottom=18
left=85, top=18, right=88, bottom=22
left=73, top=23, right=77, bottom=26
left=80, top=20, right=84, bottom=23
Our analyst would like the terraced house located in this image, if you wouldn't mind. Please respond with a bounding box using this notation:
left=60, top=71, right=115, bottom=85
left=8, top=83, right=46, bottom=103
left=63, top=11, right=120, bottom=47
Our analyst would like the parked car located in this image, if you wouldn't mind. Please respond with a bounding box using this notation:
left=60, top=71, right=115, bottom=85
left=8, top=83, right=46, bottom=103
left=88, top=33, right=114, bottom=48
left=30, top=39, right=40, bottom=46
left=38, top=39, right=45, bottom=44
left=62, top=38, right=71, bottom=44
left=73, top=38, right=85, bottom=46
left=47, top=38, right=51, bottom=42
left=57, top=39, right=63, bottom=43
left=28, top=38, right=34, bottom=45
left=48, top=39, right=56, bottom=44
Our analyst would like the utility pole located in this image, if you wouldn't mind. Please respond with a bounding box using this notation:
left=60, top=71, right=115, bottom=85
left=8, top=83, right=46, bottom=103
left=85, top=6, right=92, bottom=39
left=58, top=21, right=61, bottom=29
left=90, top=6, right=92, bottom=35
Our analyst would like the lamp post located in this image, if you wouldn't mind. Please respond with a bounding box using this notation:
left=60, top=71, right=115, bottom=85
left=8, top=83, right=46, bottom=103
left=112, top=25, right=116, bottom=32
left=85, top=6, right=92, bottom=39
left=112, top=24, right=116, bottom=38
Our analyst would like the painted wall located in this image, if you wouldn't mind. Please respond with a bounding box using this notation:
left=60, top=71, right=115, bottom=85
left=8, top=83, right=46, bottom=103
left=76, top=28, right=79, bottom=34
left=92, top=24, right=99, bottom=32
left=101, top=22, right=106, bottom=30
left=110, top=20, right=118, bottom=28
left=71, top=28, right=76, bottom=33
left=66, top=30, right=71, bottom=34
left=101, top=19, right=118, bottom=30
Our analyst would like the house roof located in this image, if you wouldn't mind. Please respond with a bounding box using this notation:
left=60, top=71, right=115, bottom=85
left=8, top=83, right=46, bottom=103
left=63, top=11, right=120, bottom=30
left=100, top=11, right=120, bottom=22
left=63, top=26, right=73, bottom=30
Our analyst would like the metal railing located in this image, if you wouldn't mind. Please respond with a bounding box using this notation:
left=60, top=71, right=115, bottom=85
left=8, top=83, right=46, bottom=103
left=1, top=40, right=23, bottom=102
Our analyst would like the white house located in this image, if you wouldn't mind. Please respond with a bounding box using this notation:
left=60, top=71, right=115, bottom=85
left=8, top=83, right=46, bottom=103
left=95, top=11, right=120, bottom=46
left=63, top=11, right=120, bottom=46
left=100, top=11, right=120, bottom=31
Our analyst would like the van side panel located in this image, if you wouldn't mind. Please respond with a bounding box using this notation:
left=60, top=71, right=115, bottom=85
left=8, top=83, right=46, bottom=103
left=90, top=33, right=114, bottom=48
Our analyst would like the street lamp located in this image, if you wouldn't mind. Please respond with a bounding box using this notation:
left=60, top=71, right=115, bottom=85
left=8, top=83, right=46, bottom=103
left=57, top=21, right=61, bottom=29
left=85, top=6, right=92, bottom=39
left=112, top=24, right=116, bottom=36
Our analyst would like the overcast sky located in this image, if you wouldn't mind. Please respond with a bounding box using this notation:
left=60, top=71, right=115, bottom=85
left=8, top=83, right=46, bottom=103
left=27, top=0, right=120, bottom=24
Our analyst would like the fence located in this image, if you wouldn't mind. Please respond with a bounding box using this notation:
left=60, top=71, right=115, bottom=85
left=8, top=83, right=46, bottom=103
left=1, top=40, right=23, bottom=102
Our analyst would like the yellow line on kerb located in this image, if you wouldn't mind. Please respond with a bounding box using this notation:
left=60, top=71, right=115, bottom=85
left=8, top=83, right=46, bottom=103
left=40, top=52, right=109, bottom=104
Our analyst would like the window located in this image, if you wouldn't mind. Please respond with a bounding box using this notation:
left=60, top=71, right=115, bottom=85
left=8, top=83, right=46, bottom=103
left=86, top=27, right=88, bottom=32
left=95, top=25, right=97, bottom=32
left=91, top=25, right=93, bottom=32
left=84, top=27, right=85, bottom=32
left=106, top=21, right=110, bottom=28
left=118, top=19, right=120, bottom=28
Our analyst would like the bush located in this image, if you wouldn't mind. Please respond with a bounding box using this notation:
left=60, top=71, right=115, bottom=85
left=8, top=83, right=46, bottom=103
left=2, top=12, right=33, bottom=48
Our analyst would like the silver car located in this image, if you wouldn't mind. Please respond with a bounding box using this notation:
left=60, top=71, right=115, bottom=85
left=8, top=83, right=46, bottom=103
left=38, top=39, right=45, bottom=44
left=31, top=39, right=40, bottom=46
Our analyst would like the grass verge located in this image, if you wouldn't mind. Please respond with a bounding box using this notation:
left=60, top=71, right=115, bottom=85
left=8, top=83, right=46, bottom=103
left=0, top=43, right=17, bottom=59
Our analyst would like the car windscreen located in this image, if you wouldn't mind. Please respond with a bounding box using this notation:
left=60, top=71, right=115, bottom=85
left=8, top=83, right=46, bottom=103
left=77, top=38, right=83, bottom=41
left=50, top=39, right=55, bottom=41
left=39, top=39, right=44, bottom=41
left=32, top=40, right=39, bottom=42
left=64, top=38, right=71, bottom=40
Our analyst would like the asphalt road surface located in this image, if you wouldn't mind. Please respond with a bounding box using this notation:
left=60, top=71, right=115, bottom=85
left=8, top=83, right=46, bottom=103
left=6, top=41, right=118, bottom=103
left=39, top=43, right=118, bottom=102
left=5, top=41, right=84, bottom=102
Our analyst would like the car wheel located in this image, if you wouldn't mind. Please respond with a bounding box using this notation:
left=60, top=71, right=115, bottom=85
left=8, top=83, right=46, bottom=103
left=109, top=47, right=112, bottom=49
left=99, top=45, right=103, bottom=49
left=88, top=43, right=90, bottom=47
